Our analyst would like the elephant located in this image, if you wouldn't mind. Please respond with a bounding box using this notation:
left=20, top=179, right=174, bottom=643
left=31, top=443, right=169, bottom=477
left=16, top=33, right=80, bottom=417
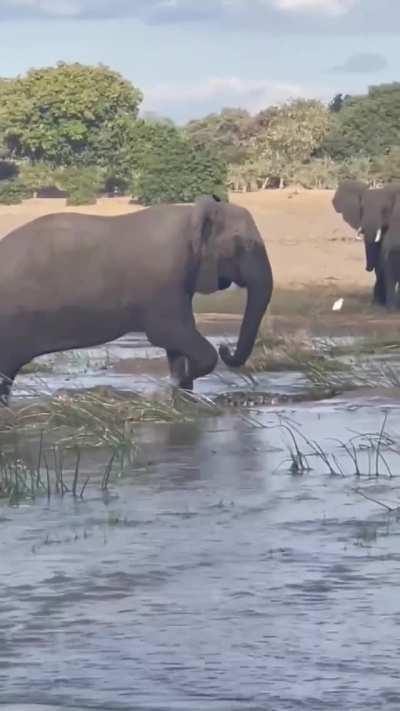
left=332, top=181, right=400, bottom=308
left=372, top=190, right=400, bottom=310
left=0, top=196, right=273, bottom=404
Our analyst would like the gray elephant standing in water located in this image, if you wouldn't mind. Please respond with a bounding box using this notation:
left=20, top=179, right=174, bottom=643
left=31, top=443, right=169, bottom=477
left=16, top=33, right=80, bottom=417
left=333, top=180, right=400, bottom=308
left=0, top=196, right=273, bottom=403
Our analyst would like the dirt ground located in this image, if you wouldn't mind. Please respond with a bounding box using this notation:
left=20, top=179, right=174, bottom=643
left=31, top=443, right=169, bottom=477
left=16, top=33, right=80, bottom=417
left=232, top=189, right=369, bottom=290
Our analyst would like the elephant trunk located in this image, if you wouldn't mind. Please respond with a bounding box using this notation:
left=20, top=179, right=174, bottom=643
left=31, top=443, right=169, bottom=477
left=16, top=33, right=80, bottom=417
left=219, top=246, right=273, bottom=368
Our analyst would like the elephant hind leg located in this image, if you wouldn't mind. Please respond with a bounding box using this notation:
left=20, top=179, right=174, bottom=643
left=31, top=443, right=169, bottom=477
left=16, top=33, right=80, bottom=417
left=0, top=371, right=16, bottom=406
left=0, top=359, right=24, bottom=406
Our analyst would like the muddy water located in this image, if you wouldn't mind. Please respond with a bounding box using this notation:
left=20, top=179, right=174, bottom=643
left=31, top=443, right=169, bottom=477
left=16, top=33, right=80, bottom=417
left=3, top=335, right=400, bottom=709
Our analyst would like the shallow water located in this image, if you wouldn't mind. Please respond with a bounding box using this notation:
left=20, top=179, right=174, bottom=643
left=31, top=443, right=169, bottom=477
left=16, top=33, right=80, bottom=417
left=12, top=332, right=309, bottom=401
left=2, top=389, right=400, bottom=709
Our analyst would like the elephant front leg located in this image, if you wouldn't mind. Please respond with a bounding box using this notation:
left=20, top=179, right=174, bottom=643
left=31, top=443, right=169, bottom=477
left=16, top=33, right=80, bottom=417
left=166, top=350, right=194, bottom=390
left=146, top=296, right=218, bottom=388
left=146, top=321, right=218, bottom=388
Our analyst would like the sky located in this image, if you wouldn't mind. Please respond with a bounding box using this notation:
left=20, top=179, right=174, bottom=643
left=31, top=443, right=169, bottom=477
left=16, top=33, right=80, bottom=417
left=0, top=0, right=399, bottom=122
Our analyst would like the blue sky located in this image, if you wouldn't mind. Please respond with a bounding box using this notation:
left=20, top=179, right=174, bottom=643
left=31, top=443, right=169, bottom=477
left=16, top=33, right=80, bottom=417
left=0, top=0, right=399, bottom=122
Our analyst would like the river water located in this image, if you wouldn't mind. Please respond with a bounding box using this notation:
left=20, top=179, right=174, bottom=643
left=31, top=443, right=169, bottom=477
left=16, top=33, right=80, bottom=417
left=2, top=336, right=400, bottom=710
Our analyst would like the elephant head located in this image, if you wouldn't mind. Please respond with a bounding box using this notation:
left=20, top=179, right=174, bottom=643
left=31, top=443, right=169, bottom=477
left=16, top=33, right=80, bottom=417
left=333, top=181, right=400, bottom=272
left=332, top=180, right=368, bottom=231
left=360, top=186, right=400, bottom=272
left=191, top=197, right=273, bottom=368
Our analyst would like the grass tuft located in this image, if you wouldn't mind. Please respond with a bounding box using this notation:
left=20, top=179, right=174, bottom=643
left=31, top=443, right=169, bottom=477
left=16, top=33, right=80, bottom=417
left=0, top=387, right=220, bottom=448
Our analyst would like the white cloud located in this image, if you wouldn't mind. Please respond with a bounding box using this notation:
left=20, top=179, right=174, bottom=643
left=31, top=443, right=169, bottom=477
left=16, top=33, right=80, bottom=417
left=3, top=0, right=83, bottom=16
left=0, top=0, right=395, bottom=35
left=143, top=76, right=326, bottom=117
left=0, top=0, right=361, bottom=19
left=273, top=0, right=356, bottom=14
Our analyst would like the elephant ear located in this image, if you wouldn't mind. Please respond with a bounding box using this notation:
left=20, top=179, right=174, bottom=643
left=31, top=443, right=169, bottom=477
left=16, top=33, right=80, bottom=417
left=191, top=197, right=223, bottom=294
left=333, top=180, right=367, bottom=230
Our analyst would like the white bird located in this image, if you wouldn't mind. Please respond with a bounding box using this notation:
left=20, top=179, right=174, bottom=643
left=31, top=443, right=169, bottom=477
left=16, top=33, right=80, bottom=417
left=332, top=298, right=344, bottom=312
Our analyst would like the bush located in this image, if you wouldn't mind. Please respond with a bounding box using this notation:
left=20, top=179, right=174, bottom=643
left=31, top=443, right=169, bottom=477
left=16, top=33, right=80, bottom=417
left=371, top=147, right=400, bottom=184
left=19, top=162, right=57, bottom=192
left=56, top=166, right=105, bottom=205
left=335, top=156, right=374, bottom=184
left=66, top=189, right=97, bottom=206
left=132, top=131, right=227, bottom=205
left=0, top=179, right=33, bottom=204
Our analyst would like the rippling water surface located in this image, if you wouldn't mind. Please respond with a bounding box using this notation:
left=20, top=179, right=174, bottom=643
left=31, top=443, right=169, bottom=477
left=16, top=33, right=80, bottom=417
left=2, top=337, right=400, bottom=709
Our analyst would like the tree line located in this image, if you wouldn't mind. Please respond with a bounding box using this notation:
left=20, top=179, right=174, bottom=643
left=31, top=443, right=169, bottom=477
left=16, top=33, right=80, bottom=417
left=0, top=62, right=400, bottom=205
left=0, top=63, right=227, bottom=205
left=186, top=85, right=400, bottom=191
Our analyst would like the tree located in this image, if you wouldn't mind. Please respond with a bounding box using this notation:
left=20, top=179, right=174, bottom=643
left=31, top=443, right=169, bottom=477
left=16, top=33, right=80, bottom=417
left=96, top=116, right=181, bottom=193
left=94, top=117, right=227, bottom=203
left=228, top=160, right=266, bottom=192
left=184, top=108, right=253, bottom=165
left=323, top=83, right=400, bottom=161
left=0, top=63, right=143, bottom=167
left=132, top=123, right=227, bottom=204
left=256, top=99, right=332, bottom=187
left=371, top=147, right=400, bottom=184
left=141, top=111, right=175, bottom=127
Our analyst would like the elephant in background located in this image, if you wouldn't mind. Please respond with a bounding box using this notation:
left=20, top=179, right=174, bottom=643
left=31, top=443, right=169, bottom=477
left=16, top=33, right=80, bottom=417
left=374, top=191, right=400, bottom=309
left=0, top=196, right=273, bottom=403
left=333, top=181, right=400, bottom=308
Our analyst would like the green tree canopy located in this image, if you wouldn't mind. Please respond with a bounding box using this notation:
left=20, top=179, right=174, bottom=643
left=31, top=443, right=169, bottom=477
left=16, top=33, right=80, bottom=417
left=132, top=122, right=227, bottom=204
left=184, top=108, right=253, bottom=165
left=94, top=117, right=227, bottom=202
left=254, top=99, right=331, bottom=186
left=323, top=83, right=400, bottom=160
left=0, top=63, right=143, bottom=166
left=259, top=100, right=330, bottom=165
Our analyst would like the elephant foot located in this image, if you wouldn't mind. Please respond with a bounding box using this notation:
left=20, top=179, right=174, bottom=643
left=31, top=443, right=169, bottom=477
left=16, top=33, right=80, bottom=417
left=179, top=380, right=194, bottom=392
left=385, top=300, right=398, bottom=312
left=168, top=354, right=194, bottom=390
